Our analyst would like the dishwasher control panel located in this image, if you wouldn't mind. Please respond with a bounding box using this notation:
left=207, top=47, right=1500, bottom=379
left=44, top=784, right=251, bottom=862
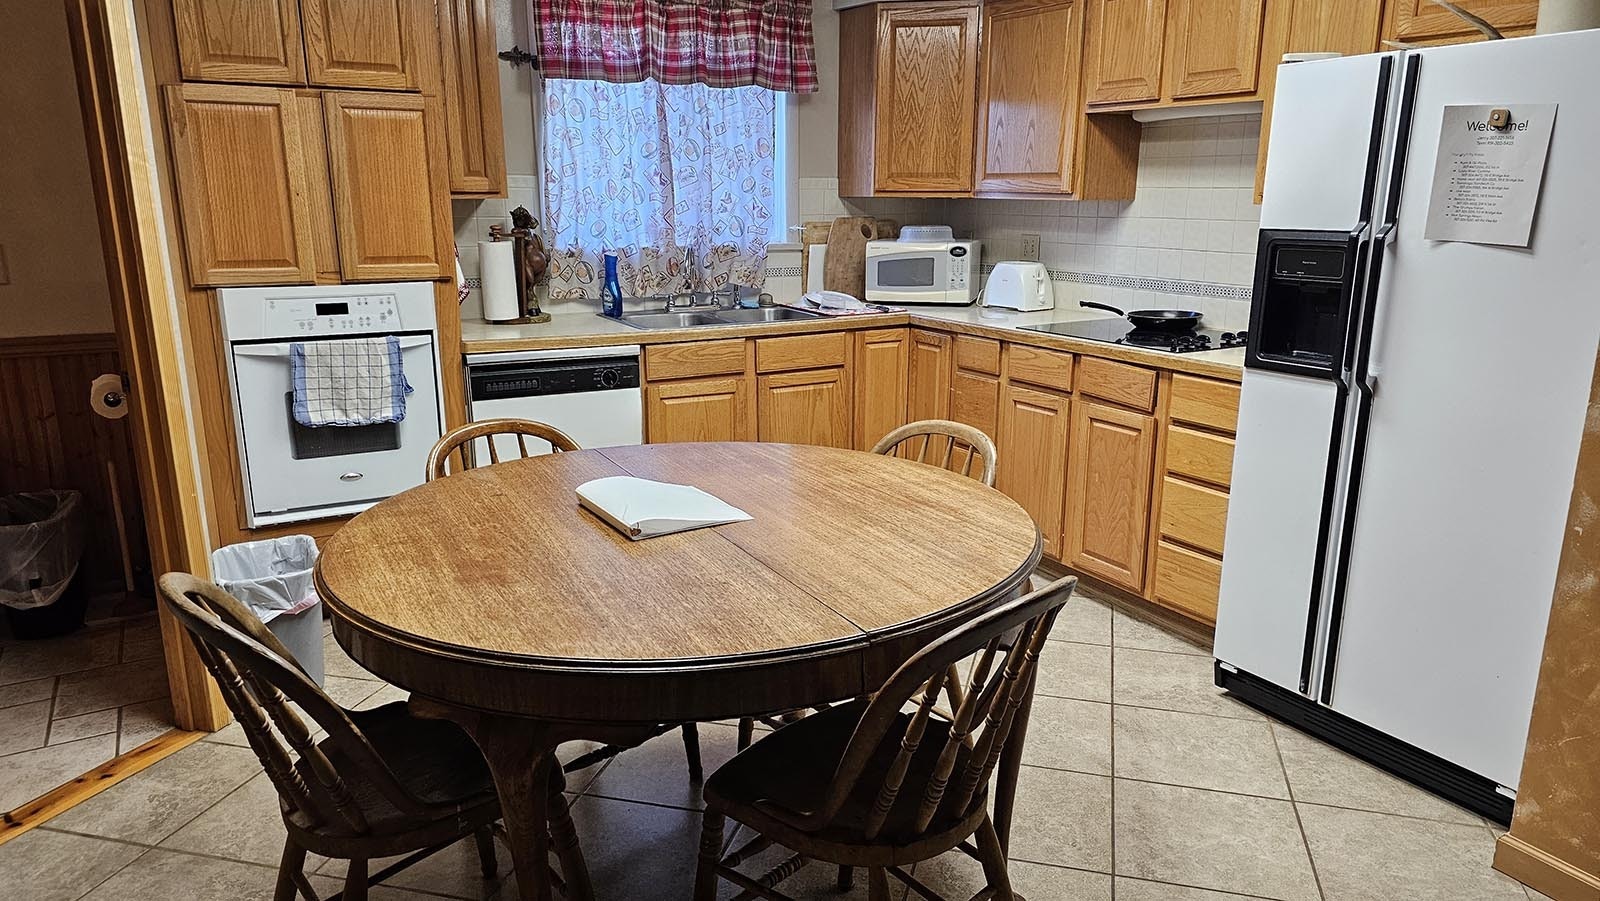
left=470, top=355, right=641, bottom=400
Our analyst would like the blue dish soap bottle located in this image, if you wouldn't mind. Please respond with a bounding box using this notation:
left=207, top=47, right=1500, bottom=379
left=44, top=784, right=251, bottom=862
left=601, top=253, right=623, bottom=319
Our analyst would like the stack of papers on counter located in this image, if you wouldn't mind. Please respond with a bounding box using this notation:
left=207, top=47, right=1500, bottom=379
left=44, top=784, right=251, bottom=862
left=576, top=476, right=752, bottom=540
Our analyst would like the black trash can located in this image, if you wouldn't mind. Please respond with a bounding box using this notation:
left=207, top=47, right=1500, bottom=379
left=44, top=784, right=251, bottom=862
left=0, top=491, right=88, bottom=640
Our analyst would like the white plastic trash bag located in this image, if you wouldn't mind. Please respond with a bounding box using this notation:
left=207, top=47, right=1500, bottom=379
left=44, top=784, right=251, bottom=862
left=0, top=491, right=86, bottom=611
left=211, top=535, right=320, bottom=623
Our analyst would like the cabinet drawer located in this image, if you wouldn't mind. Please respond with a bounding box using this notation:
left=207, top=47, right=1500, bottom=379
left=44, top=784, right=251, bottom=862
left=1158, top=476, right=1229, bottom=555
left=1165, top=425, right=1234, bottom=488
left=645, top=339, right=747, bottom=380
left=954, top=335, right=1001, bottom=375
left=756, top=332, right=849, bottom=373
left=1078, top=356, right=1156, bottom=411
left=1152, top=540, right=1222, bottom=624
left=1005, top=344, right=1074, bottom=392
left=1169, top=374, right=1240, bottom=433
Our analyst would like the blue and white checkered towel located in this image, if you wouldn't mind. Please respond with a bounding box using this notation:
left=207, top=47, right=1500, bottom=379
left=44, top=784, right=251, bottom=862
left=290, top=337, right=413, bottom=428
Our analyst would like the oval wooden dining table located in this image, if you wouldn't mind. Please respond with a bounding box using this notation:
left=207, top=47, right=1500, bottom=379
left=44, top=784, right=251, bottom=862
left=316, top=441, right=1042, bottom=901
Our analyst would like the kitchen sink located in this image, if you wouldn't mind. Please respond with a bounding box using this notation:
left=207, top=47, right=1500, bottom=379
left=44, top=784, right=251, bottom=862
left=611, top=306, right=826, bottom=330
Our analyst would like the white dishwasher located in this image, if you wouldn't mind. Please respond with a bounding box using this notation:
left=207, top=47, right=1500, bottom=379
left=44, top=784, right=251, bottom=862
left=465, top=346, right=643, bottom=458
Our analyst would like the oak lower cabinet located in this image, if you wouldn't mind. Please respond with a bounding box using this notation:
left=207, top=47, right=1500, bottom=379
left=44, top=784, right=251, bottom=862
left=645, top=377, right=754, bottom=444
left=908, top=330, right=953, bottom=421
left=854, top=328, right=911, bottom=450
left=1147, top=374, right=1240, bottom=624
left=171, top=0, right=306, bottom=84
left=997, top=383, right=1071, bottom=558
left=757, top=368, right=854, bottom=448
left=1064, top=400, right=1157, bottom=591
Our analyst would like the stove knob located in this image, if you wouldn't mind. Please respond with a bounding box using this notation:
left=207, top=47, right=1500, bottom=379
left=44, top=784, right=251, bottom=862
left=1221, top=332, right=1235, bottom=342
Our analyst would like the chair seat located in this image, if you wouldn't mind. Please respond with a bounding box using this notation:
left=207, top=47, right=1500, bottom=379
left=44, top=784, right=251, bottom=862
left=705, top=701, right=986, bottom=859
left=288, top=701, right=497, bottom=840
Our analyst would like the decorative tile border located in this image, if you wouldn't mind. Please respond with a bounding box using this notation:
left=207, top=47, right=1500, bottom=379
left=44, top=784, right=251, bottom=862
left=765, top=265, right=802, bottom=278
left=980, top=264, right=1251, bottom=301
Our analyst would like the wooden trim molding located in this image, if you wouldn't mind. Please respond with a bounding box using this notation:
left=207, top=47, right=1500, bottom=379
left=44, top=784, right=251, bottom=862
left=0, top=333, right=119, bottom=358
left=1495, top=834, right=1600, bottom=901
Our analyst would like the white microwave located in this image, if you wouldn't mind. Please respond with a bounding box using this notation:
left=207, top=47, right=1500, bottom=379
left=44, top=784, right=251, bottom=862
left=865, top=239, right=981, bottom=306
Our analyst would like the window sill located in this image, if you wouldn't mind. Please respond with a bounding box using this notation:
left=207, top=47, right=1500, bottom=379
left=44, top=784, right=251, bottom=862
left=768, top=242, right=802, bottom=252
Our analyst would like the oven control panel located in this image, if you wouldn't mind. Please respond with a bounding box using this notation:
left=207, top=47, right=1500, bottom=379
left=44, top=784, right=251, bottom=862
left=265, top=295, right=402, bottom=335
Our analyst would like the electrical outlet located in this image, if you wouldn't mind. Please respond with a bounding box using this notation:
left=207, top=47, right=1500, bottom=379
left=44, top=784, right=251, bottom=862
left=1019, top=233, right=1041, bottom=262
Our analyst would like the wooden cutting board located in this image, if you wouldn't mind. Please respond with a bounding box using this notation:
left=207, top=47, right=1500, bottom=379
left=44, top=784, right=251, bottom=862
left=823, top=216, right=879, bottom=300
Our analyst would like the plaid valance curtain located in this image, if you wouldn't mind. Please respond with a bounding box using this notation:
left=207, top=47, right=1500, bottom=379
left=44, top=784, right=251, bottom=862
left=534, top=0, right=819, bottom=93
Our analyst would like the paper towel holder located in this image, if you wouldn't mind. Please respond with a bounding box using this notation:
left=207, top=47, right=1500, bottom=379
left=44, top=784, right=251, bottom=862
left=487, top=221, right=551, bottom=324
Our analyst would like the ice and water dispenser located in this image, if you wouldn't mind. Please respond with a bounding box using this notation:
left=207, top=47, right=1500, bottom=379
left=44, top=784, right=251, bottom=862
left=1246, top=230, right=1363, bottom=379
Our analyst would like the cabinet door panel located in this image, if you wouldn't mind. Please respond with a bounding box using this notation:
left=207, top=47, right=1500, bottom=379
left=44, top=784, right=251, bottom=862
left=855, top=329, right=910, bottom=450
left=976, top=0, right=1083, bottom=194
left=301, top=0, right=427, bottom=89
left=647, top=377, right=753, bottom=444
left=908, top=330, right=952, bottom=422
left=292, top=91, right=341, bottom=281
left=1165, top=0, right=1264, bottom=99
left=1158, top=476, right=1229, bottom=555
left=1085, top=0, right=1168, bottom=104
left=173, top=0, right=305, bottom=83
left=1065, top=401, right=1156, bottom=590
left=164, top=84, right=315, bottom=286
left=437, top=0, right=507, bottom=195
left=1386, top=0, right=1536, bottom=45
left=950, top=367, right=1001, bottom=480
left=758, top=368, right=853, bottom=449
left=323, top=92, right=453, bottom=281
left=1152, top=539, right=1222, bottom=624
left=997, top=384, right=1070, bottom=558
left=874, top=4, right=980, bottom=193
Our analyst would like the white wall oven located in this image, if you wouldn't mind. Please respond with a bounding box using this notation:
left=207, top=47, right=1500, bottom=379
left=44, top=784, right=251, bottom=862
left=219, top=283, right=444, bottom=527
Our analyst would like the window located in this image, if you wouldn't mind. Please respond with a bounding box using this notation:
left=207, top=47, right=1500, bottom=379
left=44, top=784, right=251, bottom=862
left=540, top=77, right=792, bottom=298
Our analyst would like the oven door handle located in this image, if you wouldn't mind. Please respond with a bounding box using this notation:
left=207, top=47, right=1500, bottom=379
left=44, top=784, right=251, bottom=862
left=233, top=335, right=433, bottom=358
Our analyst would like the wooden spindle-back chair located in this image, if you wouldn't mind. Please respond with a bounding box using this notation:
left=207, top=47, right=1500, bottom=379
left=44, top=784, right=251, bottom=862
left=696, top=575, right=1077, bottom=901
left=870, top=420, right=998, bottom=487
left=157, top=573, right=530, bottom=901
left=425, top=418, right=581, bottom=481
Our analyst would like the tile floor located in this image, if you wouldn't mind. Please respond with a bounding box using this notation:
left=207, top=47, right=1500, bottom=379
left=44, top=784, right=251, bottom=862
left=0, top=588, right=1552, bottom=901
left=0, top=614, right=174, bottom=813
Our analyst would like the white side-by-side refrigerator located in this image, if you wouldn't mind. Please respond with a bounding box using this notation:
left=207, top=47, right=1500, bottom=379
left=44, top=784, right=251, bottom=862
left=1213, top=29, right=1600, bottom=823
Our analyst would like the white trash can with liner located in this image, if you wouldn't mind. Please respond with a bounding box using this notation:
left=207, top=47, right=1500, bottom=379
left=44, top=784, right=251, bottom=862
left=210, top=535, right=325, bottom=686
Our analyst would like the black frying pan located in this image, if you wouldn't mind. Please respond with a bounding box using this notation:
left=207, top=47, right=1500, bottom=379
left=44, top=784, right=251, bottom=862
left=1079, top=301, right=1203, bottom=334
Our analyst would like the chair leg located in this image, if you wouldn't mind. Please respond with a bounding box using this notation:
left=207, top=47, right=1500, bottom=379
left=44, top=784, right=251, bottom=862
left=694, top=808, right=726, bottom=901
left=867, top=867, right=891, bottom=901
left=681, top=723, right=704, bottom=783
left=473, top=824, right=498, bottom=878
left=274, top=836, right=306, bottom=901
left=344, top=858, right=369, bottom=901
left=737, top=716, right=755, bottom=751
left=836, top=864, right=854, bottom=892
left=974, top=816, right=1015, bottom=901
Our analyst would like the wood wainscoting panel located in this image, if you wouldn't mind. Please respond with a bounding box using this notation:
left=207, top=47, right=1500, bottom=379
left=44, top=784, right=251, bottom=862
left=0, top=335, right=150, bottom=594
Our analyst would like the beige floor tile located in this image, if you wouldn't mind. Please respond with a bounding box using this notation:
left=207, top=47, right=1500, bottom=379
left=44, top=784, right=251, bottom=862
left=0, top=826, right=144, bottom=901
left=79, top=847, right=289, bottom=901
left=1113, top=648, right=1262, bottom=720
left=49, top=740, right=263, bottom=843
left=706, top=833, right=895, bottom=901
left=0, top=733, right=117, bottom=812
left=316, top=833, right=513, bottom=899
left=1113, top=609, right=1210, bottom=656
left=1114, top=779, right=1320, bottom=901
left=563, top=794, right=704, bottom=900
left=120, top=617, right=164, bottom=663
left=0, top=676, right=54, bottom=709
left=53, top=661, right=167, bottom=718
left=117, top=698, right=175, bottom=754
left=1006, top=765, right=1113, bottom=873
left=1114, top=705, right=1288, bottom=798
left=1298, top=802, right=1529, bottom=901
left=1272, top=723, right=1483, bottom=826
left=49, top=708, right=120, bottom=746
left=1052, top=593, right=1113, bottom=646
left=1034, top=640, right=1112, bottom=704
left=0, top=698, right=51, bottom=756
left=0, top=628, right=120, bottom=686
left=161, top=772, right=326, bottom=870
left=1020, top=696, right=1112, bottom=776
left=323, top=631, right=383, bottom=682
left=1114, top=876, right=1272, bottom=899
left=353, top=683, right=411, bottom=711
left=584, top=722, right=739, bottom=810
left=913, top=853, right=1112, bottom=901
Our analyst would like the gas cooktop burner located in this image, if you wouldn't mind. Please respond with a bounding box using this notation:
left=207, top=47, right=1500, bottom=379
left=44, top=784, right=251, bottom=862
left=1018, top=319, right=1247, bottom=354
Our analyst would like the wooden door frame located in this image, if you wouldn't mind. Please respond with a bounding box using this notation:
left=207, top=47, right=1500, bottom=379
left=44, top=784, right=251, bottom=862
left=63, top=0, right=228, bottom=730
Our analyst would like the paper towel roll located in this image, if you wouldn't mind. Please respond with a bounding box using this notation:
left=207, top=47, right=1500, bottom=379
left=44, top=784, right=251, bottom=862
left=90, top=373, right=128, bottom=420
left=479, top=240, right=521, bottom=322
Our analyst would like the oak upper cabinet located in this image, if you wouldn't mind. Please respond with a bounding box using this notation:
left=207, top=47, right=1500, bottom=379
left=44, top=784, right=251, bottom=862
left=1383, top=0, right=1536, bottom=45
left=997, top=383, right=1071, bottom=558
left=172, top=0, right=306, bottom=84
left=1163, top=0, right=1266, bottom=99
left=1084, top=0, right=1168, bottom=105
left=300, top=0, right=430, bottom=90
left=322, top=92, right=454, bottom=281
left=646, top=378, right=754, bottom=444
left=1064, top=400, right=1157, bottom=591
left=975, top=0, right=1085, bottom=194
left=164, top=83, right=316, bottom=286
left=838, top=2, right=980, bottom=196
left=436, top=0, right=507, bottom=196
left=907, top=329, right=953, bottom=421
left=854, top=328, right=910, bottom=450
